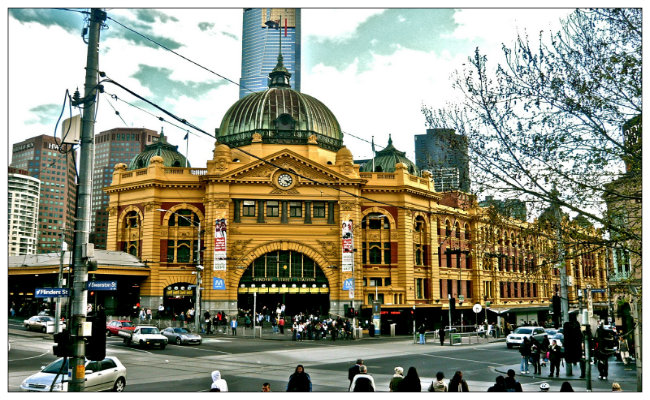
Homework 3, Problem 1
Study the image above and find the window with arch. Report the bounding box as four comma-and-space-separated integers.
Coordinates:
455, 222, 461, 239
445, 220, 451, 237
464, 223, 471, 241
413, 216, 426, 266
168, 209, 199, 227
165, 208, 201, 264
361, 212, 392, 265
121, 210, 141, 258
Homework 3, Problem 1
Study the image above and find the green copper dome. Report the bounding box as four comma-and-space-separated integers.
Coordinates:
128, 130, 190, 170
360, 135, 418, 174
217, 54, 343, 151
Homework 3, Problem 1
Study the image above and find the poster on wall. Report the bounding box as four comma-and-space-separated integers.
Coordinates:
214, 218, 227, 271
342, 219, 354, 272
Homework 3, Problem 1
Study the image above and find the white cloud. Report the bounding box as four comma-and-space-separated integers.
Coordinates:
302, 9, 385, 42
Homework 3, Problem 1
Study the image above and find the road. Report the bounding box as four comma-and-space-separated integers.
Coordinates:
8, 319, 636, 392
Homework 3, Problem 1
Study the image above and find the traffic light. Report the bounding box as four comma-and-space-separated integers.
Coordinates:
86, 309, 106, 361
53, 330, 73, 357
450, 297, 456, 314
348, 307, 355, 318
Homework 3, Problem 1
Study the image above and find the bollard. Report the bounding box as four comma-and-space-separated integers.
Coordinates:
390, 323, 396, 337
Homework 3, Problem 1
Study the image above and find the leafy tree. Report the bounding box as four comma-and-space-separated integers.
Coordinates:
422, 8, 641, 266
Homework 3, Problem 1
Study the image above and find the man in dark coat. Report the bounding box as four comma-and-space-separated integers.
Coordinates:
439, 326, 446, 346
504, 369, 523, 392
487, 376, 506, 392
548, 339, 562, 377
348, 359, 363, 388
286, 365, 312, 392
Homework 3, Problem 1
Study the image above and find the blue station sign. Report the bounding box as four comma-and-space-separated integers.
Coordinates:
213, 278, 226, 290
86, 281, 118, 291
590, 288, 606, 293
35, 288, 70, 298
342, 278, 355, 291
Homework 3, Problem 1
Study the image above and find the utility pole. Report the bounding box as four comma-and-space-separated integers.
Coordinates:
55, 223, 67, 334
68, 8, 105, 392
195, 219, 202, 334
552, 191, 572, 376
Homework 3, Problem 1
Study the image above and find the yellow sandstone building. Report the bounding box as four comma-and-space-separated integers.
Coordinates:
104, 55, 609, 332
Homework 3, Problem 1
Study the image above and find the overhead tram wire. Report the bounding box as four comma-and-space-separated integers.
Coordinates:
99, 77, 450, 218
105, 15, 257, 97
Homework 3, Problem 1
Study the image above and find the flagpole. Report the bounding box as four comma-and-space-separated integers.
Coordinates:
185, 131, 189, 168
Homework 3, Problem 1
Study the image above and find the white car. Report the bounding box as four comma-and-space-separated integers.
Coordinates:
20, 356, 127, 392
23, 316, 66, 333
506, 326, 548, 348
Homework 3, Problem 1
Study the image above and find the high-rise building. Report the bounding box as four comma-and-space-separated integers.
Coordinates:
239, 8, 301, 98
8, 167, 40, 256
10, 135, 77, 253
91, 127, 160, 249
414, 128, 470, 192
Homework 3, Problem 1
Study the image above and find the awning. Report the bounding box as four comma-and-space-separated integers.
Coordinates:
488, 308, 510, 314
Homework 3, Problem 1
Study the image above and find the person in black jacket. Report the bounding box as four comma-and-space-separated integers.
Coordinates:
396, 367, 421, 392
448, 370, 469, 392
286, 365, 312, 392
487, 376, 506, 392
530, 337, 541, 374
548, 340, 562, 377
348, 359, 363, 388
519, 337, 531, 374
504, 369, 523, 392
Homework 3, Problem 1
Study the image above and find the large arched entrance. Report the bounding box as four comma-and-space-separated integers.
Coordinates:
237, 250, 330, 316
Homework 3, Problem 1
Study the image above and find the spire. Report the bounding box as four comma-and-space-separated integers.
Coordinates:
268, 14, 291, 89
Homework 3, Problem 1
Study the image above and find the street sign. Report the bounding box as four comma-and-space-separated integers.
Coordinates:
342, 278, 354, 291
35, 288, 70, 298
590, 288, 606, 293
86, 281, 117, 291
473, 304, 482, 313
213, 278, 225, 290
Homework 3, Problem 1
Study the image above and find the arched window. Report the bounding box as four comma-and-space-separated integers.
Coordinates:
122, 210, 141, 258
445, 220, 451, 237
464, 223, 471, 241
124, 211, 139, 228
455, 222, 461, 239
414, 216, 426, 266
168, 209, 199, 227
361, 212, 392, 265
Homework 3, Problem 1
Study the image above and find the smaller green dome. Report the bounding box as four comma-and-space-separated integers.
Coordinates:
128, 129, 190, 170
360, 135, 418, 174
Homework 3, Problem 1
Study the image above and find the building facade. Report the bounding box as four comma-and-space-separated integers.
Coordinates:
91, 127, 160, 249
10, 135, 77, 253
414, 128, 470, 192
8, 167, 40, 256
239, 8, 301, 98
103, 56, 608, 333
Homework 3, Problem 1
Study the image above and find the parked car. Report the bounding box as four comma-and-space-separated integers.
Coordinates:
106, 320, 135, 336
545, 328, 564, 347
20, 356, 126, 392
23, 316, 65, 333
161, 327, 202, 345
506, 326, 548, 348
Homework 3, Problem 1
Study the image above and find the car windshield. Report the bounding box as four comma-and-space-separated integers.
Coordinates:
121, 322, 133, 327
42, 359, 69, 374
39, 317, 53, 322
174, 328, 189, 333
140, 327, 159, 334
514, 328, 533, 334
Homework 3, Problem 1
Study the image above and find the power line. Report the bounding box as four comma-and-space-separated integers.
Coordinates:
105, 15, 257, 96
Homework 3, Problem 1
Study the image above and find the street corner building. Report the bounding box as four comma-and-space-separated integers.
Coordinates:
99, 55, 611, 331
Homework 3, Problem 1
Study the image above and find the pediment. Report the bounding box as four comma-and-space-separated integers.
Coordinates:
219, 149, 353, 183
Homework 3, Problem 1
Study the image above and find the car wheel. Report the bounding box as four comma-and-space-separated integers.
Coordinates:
160, 344, 166, 350
507, 343, 513, 349
107, 330, 112, 337
139, 340, 145, 348
42, 326, 47, 333
24, 324, 29, 330
176, 337, 182, 345
113, 377, 126, 392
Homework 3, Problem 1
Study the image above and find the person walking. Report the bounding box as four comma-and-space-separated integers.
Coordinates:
389, 367, 404, 392
530, 337, 541, 374
618, 336, 630, 365
418, 323, 427, 344
519, 337, 531, 374
439, 326, 446, 346
487, 376, 506, 392
397, 366, 421, 392
178, 310, 185, 327
230, 317, 238, 336
349, 365, 375, 392
286, 365, 312, 392
540, 335, 551, 366
548, 339, 562, 378
448, 370, 469, 392
560, 381, 574, 392
210, 370, 228, 392
348, 359, 363, 388
204, 310, 212, 335
504, 369, 523, 392
278, 316, 285, 334
428, 371, 447, 392
595, 342, 610, 380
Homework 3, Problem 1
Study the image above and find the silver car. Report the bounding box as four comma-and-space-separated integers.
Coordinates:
20, 356, 127, 392
161, 327, 202, 345
23, 316, 65, 333
506, 326, 548, 348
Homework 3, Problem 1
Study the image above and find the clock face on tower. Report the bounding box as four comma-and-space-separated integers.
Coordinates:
277, 173, 293, 188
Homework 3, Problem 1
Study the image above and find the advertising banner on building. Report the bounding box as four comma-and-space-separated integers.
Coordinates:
214, 218, 227, 271
342, 219, 354, 272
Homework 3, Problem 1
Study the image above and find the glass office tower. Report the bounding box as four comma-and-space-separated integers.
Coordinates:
240, 8, 301, 98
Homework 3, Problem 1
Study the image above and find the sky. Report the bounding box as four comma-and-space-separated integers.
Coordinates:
4, 4, 601, 171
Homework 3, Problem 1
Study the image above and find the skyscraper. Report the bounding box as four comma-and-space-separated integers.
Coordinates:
8, 167, 40, 256
10, 135, 77, 253
239, 8, 301, 98
91, 127, 160, 249
414, 128, 470, 192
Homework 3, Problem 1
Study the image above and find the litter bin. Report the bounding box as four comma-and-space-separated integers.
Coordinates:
354, 327, 363, 339
390, 323, 396, 337
452, 334, 462, 345
254, 326, 262, 338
